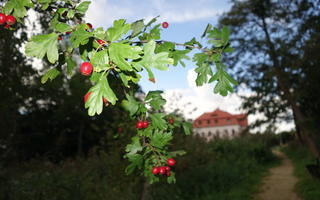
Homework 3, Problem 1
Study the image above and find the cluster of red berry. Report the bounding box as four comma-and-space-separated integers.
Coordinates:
136, 120, 149, 129
152, 158, 175, 177
0, 13, 16, 29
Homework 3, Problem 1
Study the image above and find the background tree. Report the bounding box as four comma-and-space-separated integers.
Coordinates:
219, 0, 320, 157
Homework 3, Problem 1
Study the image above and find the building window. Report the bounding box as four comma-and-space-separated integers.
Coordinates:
201, 132, 204, 137
226, 118, 231, 122
208, 132, 212, 136
232, 129, 235, 135
215, 119, 218, 124
198, 121, 202, 125
207, 120, 210, 124
224, 129, 228, 134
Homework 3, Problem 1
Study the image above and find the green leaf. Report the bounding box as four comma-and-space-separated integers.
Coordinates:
155, 42, 175, 53
3, 0, 33, 18
55, 23, 72, 33
201, 23, 213, 38
171, 50, 190, 66
182, 122, 192, 135
85, 75, 118, 116
119, 72, 129, 87
90, 49, 109, 70
145, 91, 166, 110
75, 1, 91, 15
150, 113, 167, 130
89, 72, 102, 84
134, 40, 173, 81
184, 37, 203, 48
66, 56, 76, 75
125, 136, 143, 155
145, 16, 159, 28
67, 10, 75, 19
70, 28, 93, 48
167, 171, 176, 184
93, 27, 106, 40
209, 64, 238, 96
194, 63, 212, 86
106, 19, 131, 42
41, 68, 60, 84
121, 95, 139, 116
148, 24, 161, 40
125, 154, 143, 175
150, 131, 172, 148
57, 8, 68, 16
109, 43, 142, 71
221, 26, 230, 43
193, 53, 207, 66
131, 19, 144, 38
25, 33, 59, 64
224, 47, 234, 53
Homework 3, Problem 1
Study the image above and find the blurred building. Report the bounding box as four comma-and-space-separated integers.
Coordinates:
193, 108, 248, 141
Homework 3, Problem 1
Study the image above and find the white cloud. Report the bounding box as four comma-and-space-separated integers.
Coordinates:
85, 0, 227, 28
163, 68, 295, 133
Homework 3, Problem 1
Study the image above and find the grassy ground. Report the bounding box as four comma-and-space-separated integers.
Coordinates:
150, 137, 280, 200
282, 143, 320, 200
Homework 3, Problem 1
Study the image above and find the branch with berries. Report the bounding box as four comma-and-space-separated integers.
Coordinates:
0, 0, 237, 183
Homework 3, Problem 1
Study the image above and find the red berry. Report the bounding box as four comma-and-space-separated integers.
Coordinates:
4, 24, 10, 29
97, 39, 106, 45
0, 13, 6, 25
152, 167, 159, 175
168, 118, 174, 125
117, 127, 123, 133
165, 166, 170, 171
6, 15, 16, 25
159, 166, 166, 175
103, 97, 109, 106
66, 31, 72, 35
58, 35, 62, 40
84, 92, 92, 104
162, 22, 169, 28
86, 23, 93, 29
80, 62, 93, 76
167, 158, 176, 166
166, 171, 171, 177
136, 121, 143, 129
142, 120, 149, 129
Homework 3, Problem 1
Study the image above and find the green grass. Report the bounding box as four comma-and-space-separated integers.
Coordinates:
150, 136, 280, 200
282, 143, 320, 200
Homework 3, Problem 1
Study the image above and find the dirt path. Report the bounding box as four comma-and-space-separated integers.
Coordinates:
254, 149, 302, 200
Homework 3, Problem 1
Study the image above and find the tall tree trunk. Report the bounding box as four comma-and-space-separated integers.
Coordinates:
293, 112, 304, 144
260, 14, 320, 158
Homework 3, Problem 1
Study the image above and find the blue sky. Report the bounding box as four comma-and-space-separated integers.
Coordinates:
86, 0, 231, 92
84, 0, 294, 132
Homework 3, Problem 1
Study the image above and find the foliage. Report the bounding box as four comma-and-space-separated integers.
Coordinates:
0, 0, 238, 181
282, 142, 320, 200
150, 135, 279, 200
218, 0, 320, 133
0, 134, 279, 199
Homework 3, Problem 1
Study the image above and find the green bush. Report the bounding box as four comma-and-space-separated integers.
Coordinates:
0, 134, 278, 200
150, 136, 278, 200
282, 142, 320, 200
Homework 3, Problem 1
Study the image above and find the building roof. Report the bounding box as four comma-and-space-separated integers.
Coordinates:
193, 108, 248, 128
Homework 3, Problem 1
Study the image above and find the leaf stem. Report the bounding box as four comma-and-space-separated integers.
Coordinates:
146, 143, 162, 166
